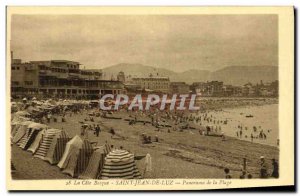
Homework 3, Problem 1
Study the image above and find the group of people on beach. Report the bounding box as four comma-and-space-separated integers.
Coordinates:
224, 156, 279, 179
80, 124, 101, 138
236, 125, 271, 143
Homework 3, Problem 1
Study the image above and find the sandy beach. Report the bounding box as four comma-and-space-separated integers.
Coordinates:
11, 99, 279, 179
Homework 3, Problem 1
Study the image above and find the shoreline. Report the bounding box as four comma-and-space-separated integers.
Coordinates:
197, 97, 278, 112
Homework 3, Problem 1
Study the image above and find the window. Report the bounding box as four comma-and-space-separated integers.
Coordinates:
25, 81, 33, 85
16, 67, 20, 70
12, 81, 19, 85
12, 67, 15, 70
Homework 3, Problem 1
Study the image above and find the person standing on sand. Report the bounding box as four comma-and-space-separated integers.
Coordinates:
224, 168, 232, 179
84, 127, 89, 139
259, 156, 268, 178
81, 125, 85, 136
110, 127, 115, 138
47, 112, 51, 123
271, 159, 279, 178
95, 125, 100, 137
239, 170, 247, 179
240, 130, 243, 138
221, 132, 225, 141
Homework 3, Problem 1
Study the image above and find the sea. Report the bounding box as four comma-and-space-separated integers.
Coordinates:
199, 104, 279, 147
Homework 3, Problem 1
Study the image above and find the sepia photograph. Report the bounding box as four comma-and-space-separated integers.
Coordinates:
6, 6, 294, 191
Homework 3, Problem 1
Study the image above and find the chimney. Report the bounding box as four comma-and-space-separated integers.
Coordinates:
11, 51, 13, 64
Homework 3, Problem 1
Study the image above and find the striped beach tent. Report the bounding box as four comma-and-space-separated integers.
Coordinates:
11, 116, 30, 132
17, 123, 48, 150
100, 149, 142, 179
79, 144, 111, 179
11, 120, 23, 137
34, 129, 70, 164
27, 129, 45, 154
44, 130, 70, 164
57, 135, 93, 177
12, 121, 34, 143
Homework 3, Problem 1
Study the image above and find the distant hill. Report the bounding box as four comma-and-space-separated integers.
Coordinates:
172, 69, 210, 84
102, 63, 176, 79
210, 66, 278, 86
102, 63, 278, 85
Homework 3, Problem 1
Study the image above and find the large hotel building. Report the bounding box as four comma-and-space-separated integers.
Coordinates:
11, 58, 125, 99
131, 76, 170, 93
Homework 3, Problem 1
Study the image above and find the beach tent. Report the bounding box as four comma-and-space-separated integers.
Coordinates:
15, 110, 31, 117
11, 102, 19, 113
17, 123, 48, 150
11, 114, 30, 125
57, 135, 93, 177
78, 144, 111, 179
12, 121, 34, 143
99, 149, 142, 179
11, 120, 23, 137
27, 129, 45, 154
44, 129, 70, 164
33, 129, 70, 164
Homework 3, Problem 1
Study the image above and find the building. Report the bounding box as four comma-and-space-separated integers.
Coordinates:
131, 75, 170, 93
170, 82, 190, 94
11, 59, 125, 99
269, 80, 279, 97
117, 71, 126, 83
222, 85, 234, 96
191, 81, 223, 96
124, 83, 143, 95
206, 81, 223, 96
254, 80, 279, 97
232, 86, 243, 97
191, 82, 208, 95
242, 83, 256, 96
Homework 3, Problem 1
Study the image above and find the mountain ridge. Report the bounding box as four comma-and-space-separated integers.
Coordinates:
102, 63, 278, 85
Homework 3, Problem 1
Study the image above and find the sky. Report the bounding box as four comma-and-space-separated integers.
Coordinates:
11, 14, 278, 72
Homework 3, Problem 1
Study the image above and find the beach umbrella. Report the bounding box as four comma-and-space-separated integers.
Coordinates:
100, 149, 142, 179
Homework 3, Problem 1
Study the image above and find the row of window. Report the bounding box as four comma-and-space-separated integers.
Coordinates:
136, 82, 169, 85
12, 65, 102, 77
11, 81, 33, 86
66, 64, 78, 69
133, 78, 169, 81
12, 66, 20, 70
